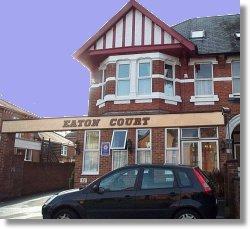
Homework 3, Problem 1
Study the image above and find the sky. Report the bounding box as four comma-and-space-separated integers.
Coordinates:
0, 0, 240, 117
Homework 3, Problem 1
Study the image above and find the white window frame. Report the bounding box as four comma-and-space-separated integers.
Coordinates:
164, 62, 176, 97
136, 128, 152, 164
112, 150, 128, 170
191, 30, 205, 39
181, 128, 199, 139
61, 145, 68, 156
101, 69, 105, 100
231, 60, 240, 95
137, 59, 152, 96
200, 127, 218, 139
15, 133, 22, 139
194, 62, 214, 97
200, 140, 220, 171
24, 149, 32, 162
116, 60, 131, 97
165, 128, 180, 164
110, 130, 128, 150
181, 140, 201, 168
82, 130, 100, 175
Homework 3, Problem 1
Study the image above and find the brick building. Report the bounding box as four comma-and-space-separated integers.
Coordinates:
72, 0, 240, 187
0, 99, 77, 200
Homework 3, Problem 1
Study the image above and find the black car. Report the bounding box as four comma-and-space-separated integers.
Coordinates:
42, 164, 217, 219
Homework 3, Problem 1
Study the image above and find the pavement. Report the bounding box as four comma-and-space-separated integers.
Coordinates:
0, 191, 60, 219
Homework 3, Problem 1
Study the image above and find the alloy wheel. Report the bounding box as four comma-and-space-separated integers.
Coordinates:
178, 213, 196, 219
57, 213, 71, 219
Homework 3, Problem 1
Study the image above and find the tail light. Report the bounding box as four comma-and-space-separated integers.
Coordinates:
193, 168, 212, 193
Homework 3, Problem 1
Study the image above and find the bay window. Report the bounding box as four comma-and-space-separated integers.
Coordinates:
138, 61, 152, 95
83, 130, 100, 174
117, 62, 130, 96
164, 64, 175, 96
136, 129, 152, 164
195, 63, 213, 96
165, 129, 179, 164
232, 61, 240, 94
112, 150, 128, 170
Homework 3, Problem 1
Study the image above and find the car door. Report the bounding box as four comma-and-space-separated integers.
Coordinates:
84, 168, 139, 219
135, 166, 180, 219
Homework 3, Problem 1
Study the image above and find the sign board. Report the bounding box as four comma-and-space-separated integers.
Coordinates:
1, 112, 224, 133
101, 142, 110, 156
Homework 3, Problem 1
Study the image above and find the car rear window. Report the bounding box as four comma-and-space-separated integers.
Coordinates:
178, 171, 192, 187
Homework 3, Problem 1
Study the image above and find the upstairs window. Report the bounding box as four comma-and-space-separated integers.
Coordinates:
195, 63, 213, 96
111, 130, 128, 150
232, 61, 240, 94
164, 64, 175, 96
117, 63, 130, 96
138, 61, 152, 95
61, 145, 68, 156
24, 149, 32, 161
191, 30, 205, 39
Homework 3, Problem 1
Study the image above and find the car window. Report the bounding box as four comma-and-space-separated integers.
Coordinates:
178, 171, 192, 187
99, 168, 138, 192
141, 168, 175, 190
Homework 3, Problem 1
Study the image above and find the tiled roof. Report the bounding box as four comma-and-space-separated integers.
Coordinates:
0, 98, 38, 117
172, 14, 240, 54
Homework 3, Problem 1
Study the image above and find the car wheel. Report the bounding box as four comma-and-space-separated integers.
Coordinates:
53, 209, 79, 219
174, 209, 201, 219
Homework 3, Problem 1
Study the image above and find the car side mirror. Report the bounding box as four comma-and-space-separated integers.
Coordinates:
92, 184, 99, 193
98, 187, 105, 194
92, 184, 105, 194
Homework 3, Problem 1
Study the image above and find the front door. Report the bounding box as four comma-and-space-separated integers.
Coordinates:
135, 167, 180, 218
84, 168, 139, 219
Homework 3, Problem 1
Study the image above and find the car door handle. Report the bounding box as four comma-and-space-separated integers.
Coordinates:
169, 192, 177, 197
124, 195, 133, 199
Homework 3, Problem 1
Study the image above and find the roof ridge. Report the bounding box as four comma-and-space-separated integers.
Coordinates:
172, 13, 240, 27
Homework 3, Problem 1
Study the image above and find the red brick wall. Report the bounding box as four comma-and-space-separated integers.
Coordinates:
22, 162, 75, 196
152, 60, 164, 74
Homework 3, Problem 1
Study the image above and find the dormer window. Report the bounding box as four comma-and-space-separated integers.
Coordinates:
234, 32, 240, 39
191, 30, 205, 39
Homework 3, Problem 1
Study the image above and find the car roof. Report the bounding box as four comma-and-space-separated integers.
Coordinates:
121, 164, 195, 170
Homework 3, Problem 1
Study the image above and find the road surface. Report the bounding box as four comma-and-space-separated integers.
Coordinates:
0, 191, 59, 219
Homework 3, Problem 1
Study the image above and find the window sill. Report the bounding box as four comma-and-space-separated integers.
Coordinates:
96, 93, 182, 107
229, 93, 240, 102
229, 93, 240, 99
190, 95, 219, 105
81, 172, 99, 176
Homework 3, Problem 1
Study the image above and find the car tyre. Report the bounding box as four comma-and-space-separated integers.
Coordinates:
174, 209, 201, 219
53, 209, 79, 219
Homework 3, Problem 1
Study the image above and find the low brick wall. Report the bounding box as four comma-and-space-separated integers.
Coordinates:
22, 162, 74, 196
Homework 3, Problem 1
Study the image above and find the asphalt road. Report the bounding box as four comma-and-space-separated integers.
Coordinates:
0, 191, 59, 219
